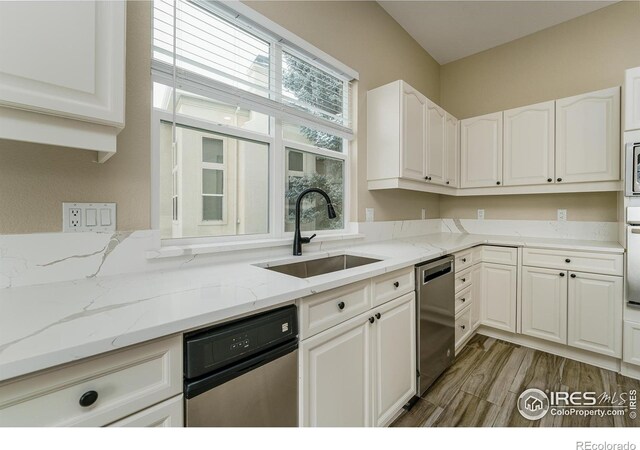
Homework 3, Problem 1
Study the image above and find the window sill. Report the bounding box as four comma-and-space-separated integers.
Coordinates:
145, 232, 366, 259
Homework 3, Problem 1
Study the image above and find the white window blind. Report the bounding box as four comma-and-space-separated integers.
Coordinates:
152, 0, 354, 139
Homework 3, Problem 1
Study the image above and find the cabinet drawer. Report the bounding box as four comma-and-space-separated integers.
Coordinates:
454, 249, 473, 272
482, 246, 517, 266
455, 267, 472, 293
108, 395, 183, 427
372, 267, 414, 308
0, 335, 182, 427
523, 248, 623, 276
455, 306, 472, 350
300, 280, 371, 339
455, 286, 472, 315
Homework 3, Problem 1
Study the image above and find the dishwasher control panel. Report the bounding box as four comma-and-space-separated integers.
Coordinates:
184, 305, 298, 380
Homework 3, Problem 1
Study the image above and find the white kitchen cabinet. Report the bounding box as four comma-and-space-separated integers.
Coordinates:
521, 267, 568, 344
108, 395, 184, 427
426, 100, 446, 185
623, 321, 640, 366
299, 313, 372, 427
445, 113, 459, 187
0, 1, 126, 161
567, 272, 623, 357
481, 262, 517, 332
372, 293, 416, 427
299, 292, 415, 427
0, 336, 182, 427
401, 83, 428, 181
460, 112, 503, 188
625, 66, 640, 132
470, 264, 482, 330
503, 101, 555, 186
555, 87, 620, 183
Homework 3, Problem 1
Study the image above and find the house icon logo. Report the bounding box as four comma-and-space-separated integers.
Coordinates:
517, 388, 550, 420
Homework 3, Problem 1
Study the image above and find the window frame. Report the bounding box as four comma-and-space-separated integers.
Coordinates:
150, 1, 355, 248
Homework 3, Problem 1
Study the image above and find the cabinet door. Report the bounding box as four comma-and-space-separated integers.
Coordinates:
625, 67, 640, 132
0, 1, 125, 125
401, 83, 427, 181
568, 272, 623, 357
470, 264, 482, 330
460, 112, 503, 188
372, 293, 416, 427
521, 267, 567, 344
503, 101, 555, 186
299, 315, 372, 427
481, 263, 516, 332
426, 100, 446, 185
555, 87, 620, 183
445, 113, 459, 187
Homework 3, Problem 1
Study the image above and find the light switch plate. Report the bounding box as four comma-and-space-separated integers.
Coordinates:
63, 202, 116, 232
365, 208, 374, 222
477, 209, 485, 220
557, 209, 567, 222
421, 208, 427, 220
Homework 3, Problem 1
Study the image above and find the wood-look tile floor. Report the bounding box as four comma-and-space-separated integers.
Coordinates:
392, 334, 640, 427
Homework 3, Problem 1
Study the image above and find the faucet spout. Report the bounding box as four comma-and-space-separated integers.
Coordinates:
293, 188, 337, 256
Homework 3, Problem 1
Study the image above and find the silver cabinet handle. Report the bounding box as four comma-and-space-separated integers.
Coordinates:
632, 228, 640, 234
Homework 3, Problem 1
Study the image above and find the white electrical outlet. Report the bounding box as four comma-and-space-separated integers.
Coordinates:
421, 209, 427, 220
557, 209, 567, 221
63, 203, 116, 232
477, 209, 485, 220
365, 208, 374, 223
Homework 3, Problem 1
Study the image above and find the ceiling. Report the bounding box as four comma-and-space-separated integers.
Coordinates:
378, 1, 618, 64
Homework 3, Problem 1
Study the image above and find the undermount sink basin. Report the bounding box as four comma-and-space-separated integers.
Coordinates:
261, 254, 382, 279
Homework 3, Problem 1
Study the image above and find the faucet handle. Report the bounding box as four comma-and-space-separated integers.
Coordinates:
301, 233, 317, 244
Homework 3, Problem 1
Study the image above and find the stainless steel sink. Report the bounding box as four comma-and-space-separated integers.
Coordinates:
262, 254, 382, 279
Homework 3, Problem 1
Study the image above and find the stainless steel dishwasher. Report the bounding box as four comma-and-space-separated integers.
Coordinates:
415, 256, 455, 396
184, 305, 298, 427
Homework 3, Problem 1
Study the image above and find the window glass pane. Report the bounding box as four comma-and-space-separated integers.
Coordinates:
285, 148, 344, 233
153, 83, 270, 134
282, 52, 346, 126
288, 150, 303, 172
203, 138, 224, 164
160, 122, 269, 239
153, 0, 271, 96
283, 122, 343, 152
202, 169, 224, 195
203, 196, 223, 221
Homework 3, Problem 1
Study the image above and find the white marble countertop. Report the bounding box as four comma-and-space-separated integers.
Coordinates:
0, 232, 623, 382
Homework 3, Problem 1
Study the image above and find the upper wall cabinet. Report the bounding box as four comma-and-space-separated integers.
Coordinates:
367, 80, 458, 191
503, 101, 555, 187
555, 87, 620, 184
460, 112, 503, 188
0, 1, 126, 162
426, 100, 446, 185
445, 113, 459, 187
626, 66, 640, 132
401, 84, 428, 181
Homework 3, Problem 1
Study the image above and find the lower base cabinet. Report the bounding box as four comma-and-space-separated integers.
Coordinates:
521, 266, 568, 344
568, 272, 622, 357
481, 263, 517, 332
299, 293, 416, 427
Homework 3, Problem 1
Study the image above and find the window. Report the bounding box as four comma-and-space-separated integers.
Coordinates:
153, 0, 356, 244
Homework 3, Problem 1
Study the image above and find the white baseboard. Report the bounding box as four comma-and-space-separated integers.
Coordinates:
475, 326, 622, 373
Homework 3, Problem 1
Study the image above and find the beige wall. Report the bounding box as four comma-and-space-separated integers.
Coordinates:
0, 1, 152, 234
439, 1, 640, 223
245, 1, 442, 222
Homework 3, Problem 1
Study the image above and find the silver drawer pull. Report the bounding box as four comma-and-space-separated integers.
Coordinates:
632, 228, 640, 234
